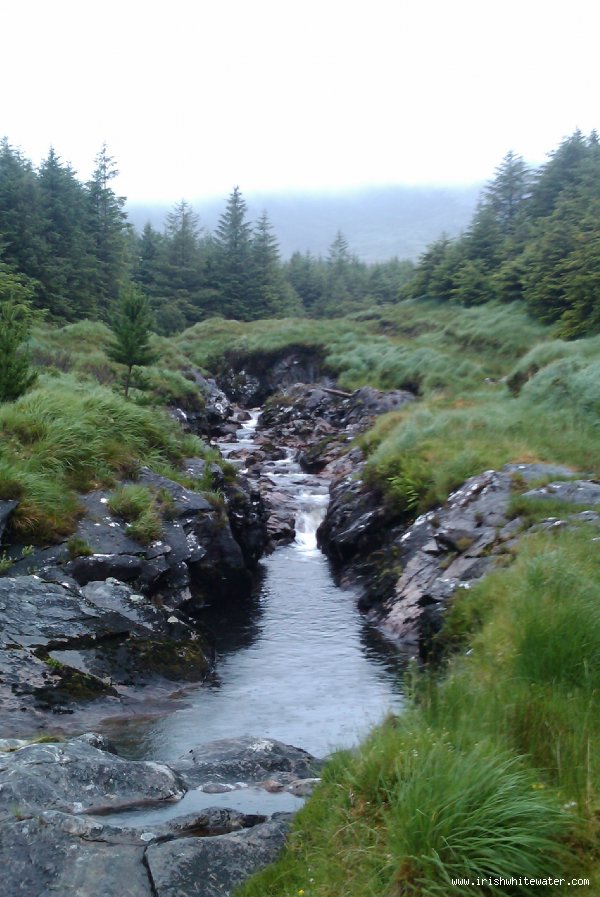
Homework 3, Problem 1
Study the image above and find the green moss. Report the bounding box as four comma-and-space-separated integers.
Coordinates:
126, 638, 210, 680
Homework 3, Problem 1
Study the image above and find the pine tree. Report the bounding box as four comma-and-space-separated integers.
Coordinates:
86, 144, 128, 312
248, 212, 300, 318
0, 139, 46, 297
212, 186, 252, 318
107, 286, 158, 397
284, 251, 326, 311
0, 263, 37, 402
37, 147, 96, 318
133, 222, 165, 296
484, 151, 531, 235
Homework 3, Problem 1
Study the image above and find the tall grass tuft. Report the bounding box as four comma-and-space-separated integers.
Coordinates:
0, 376, 208, 542
238, 716, 569, 897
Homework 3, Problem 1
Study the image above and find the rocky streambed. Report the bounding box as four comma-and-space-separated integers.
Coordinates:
0, 733, 319, 897
4, 361, 600, 895
0, 371, 410, 895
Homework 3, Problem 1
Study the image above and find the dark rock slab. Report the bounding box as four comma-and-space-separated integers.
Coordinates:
0, 815, 151, 897
0, 739, 185, 820
522, 479, 600, 506
146, 815, 291, 897
66, 553, 145, 586
173, 736, 319, 790
376, 464, 588, 656
0, 733, 319, 897
0, 499, 18, 542
136, 468, 213, 517
0, 575, 213, 729
0, 576, 138, 650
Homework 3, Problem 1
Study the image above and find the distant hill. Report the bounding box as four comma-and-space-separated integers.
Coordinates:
127, 184, 481, 262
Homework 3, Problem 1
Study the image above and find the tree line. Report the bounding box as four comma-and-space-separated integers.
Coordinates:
0, 138, 413, 330
403, 130, 600, 337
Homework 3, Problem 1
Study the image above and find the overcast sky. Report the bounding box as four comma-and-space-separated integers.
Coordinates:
2, 0, 598, 203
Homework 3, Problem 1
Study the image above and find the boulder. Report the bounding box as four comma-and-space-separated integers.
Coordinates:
316, 459, 598, 658
0, 735, 319, 897
3, 462, 268, 612
0, 499, 18, 543
0, 575, 212, 733
145, 816, 290, 897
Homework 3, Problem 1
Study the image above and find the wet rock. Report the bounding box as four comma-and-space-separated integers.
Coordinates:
171, 373, 234, 438
286, 777, 321, 797
145, 815, 291, 897
222, 478, 269, 568
316, 458, 596, 658
0, 739, 185, 819
0, 575, 212, 730
186, 511, 252, 602
3, 459, 268, 616
173, 736, 320, 790
0, 814, 150, 897
0, 734, 318, 897
218, 347, 330, 406
0, 499, 18, 542
66, 553, 146, 586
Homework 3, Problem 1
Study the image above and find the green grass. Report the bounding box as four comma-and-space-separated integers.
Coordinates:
107, 484, 169, 544
359, 390, 600, 519
28, 320, 205, 408
239, 721, 570, 897
174, 301, 548, 397
237, 527, 600, 896
0, 375, 207, 543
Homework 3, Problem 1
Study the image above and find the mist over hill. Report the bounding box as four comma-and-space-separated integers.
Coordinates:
127, 184, 481, 262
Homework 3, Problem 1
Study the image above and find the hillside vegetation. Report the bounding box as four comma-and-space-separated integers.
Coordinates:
185, 302, 600, 895
3, 129, 600, 894
0, 297, 599, 893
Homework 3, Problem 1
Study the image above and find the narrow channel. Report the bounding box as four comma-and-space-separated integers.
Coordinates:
107, 413, 405, 761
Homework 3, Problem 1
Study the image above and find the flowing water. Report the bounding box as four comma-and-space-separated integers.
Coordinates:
105, 413, 405, 763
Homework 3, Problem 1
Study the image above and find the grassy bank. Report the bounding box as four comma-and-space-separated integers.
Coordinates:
237, 527, 600, 895
0, 375, 210, 543
359, 389, 600, 519
217, 301, 600, 895
173, 301, 547, 394
6, 298, 600, 892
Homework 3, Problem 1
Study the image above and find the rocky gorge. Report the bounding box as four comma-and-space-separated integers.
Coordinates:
2, 354, 600, 895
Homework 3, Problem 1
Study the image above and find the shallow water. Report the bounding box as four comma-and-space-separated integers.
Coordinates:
105, 413, 405, 761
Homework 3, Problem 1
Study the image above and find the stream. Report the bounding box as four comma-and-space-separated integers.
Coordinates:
104, 413, 405, 764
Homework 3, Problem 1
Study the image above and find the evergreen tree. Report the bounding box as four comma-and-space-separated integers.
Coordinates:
528, 130, 590, 219
249, 212, 300, 318
107, 286, 158, 397
133, 222, 165, 296
86, 144, 128, 311
403, 236, 453, 300
284, 251, 326, 311
322, 231, 369, 313
0, 139, 46, 296
37, 147, 96, 318
0, 263, 37, 402
212, 186, 252, 318
366, 258, 415, 304
484, 150, 531, 235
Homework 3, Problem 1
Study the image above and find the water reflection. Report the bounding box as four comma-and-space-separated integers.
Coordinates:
104, 416, 406, 761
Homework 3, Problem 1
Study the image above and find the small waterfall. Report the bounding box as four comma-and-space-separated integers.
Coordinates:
294, 492, 329, 552
105, 403, 404, 761
235, 409, 260, 445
